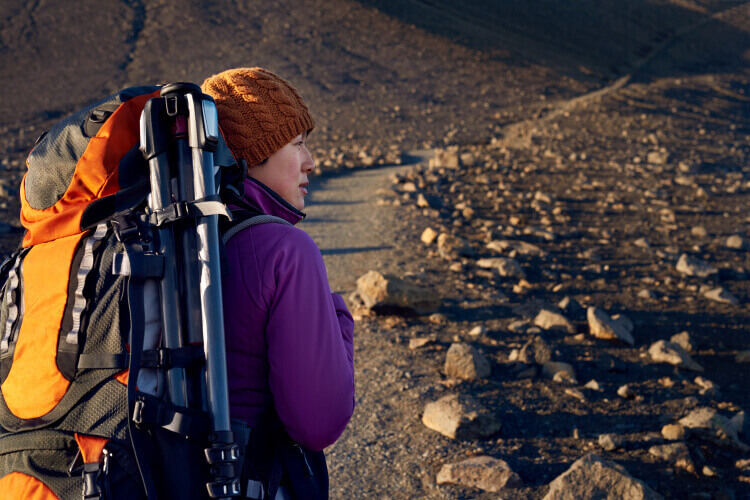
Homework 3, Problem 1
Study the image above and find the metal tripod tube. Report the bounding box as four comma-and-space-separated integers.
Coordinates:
185, 93, 232, 434
140, 100, 187, 407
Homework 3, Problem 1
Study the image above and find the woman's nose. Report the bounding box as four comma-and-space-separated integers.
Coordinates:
302, 149, 315, 172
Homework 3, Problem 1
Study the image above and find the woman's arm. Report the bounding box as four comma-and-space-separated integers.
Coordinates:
264, 229, 355, 451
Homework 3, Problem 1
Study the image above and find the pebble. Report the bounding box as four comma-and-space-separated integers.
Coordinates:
726, 234, 747, 250
583, 380, 602, 391
703, 286, 739, 305
437, 233, 474, 259
476, 257, 525, 279
675, 254, 718, 278
617, 384, 635, 399
421, 227, 439, 245
518, 336, 552, 365
598, 433, 624, 451
669, 331, 695, 353
468, 325, 486, 337
649, 442, 695, 473
409, 337, 432, 350
690, 226, 708, 237
661, 424, 688, 441
648, 340, 704, 372
542, 361, 577, 384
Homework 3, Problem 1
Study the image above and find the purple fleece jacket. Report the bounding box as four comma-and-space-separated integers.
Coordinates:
222, 178, 355, 451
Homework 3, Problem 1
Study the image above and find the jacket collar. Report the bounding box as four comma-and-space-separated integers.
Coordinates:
241, 177, 306, 226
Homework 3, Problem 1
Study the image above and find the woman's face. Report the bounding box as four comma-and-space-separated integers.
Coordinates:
247, 132, 315, 210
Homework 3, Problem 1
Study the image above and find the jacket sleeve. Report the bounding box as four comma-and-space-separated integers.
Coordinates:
264, 228, 355, 451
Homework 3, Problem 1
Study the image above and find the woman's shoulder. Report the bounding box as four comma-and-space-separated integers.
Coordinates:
229, 220, 320, 262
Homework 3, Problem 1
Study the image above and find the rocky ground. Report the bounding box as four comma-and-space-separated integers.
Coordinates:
1, 0, 749, 498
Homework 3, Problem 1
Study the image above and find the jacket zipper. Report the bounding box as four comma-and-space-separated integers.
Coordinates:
293, 443, 313, 477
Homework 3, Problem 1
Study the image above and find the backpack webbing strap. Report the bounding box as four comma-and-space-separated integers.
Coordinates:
149, 195, 230, 227
140, 345, 204, 369
221, 214, 292, 245
132, 395, 209, 438
123, 244, 159, 499
77, 353, 129, 370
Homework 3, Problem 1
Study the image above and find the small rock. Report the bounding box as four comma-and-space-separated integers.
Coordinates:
433, 148, 460, 169
726, 234, 747, 250
638, 289, 657, 300
487, 239, 547, 257
617, 384, 635, 399
444, 343, 491, 380
558, 296, 583, 315
701, 465, 719, 477
670, 331, 695, 353
355, 270, 441, 314
598, 433, 625, 451
429, 313, 447, 325
691, 226, 708, 238
542, 361, 577, 384
468, 325, 486, 337
507, 320, 530, 333
730, 411, 747, 437
587, 307, 635, 346
533, 309, 575, 334
448, 262, 464, 273
676, 254, 718, 278
694, 376, 720, 397
518, 336, 553, 365
409, 337, 432, 350
647, 150, 670, 165
565, 388, 587, 402
648, 340, 704, 372
634, 237, 651, 248
421, 227, 439, 245
703, 286, 739, 305
422, 394, 502, 439
583, 380, 602, 391
678, 407, 749, 451
649, 443, 695, 473
436, 456, 522, 492
437, 233, 474, 259
543, 453, 663, 500
661, 424, 689, 441
476, 257, 525, 279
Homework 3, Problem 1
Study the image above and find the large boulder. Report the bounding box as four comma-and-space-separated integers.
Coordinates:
678, 407, 749, 451
355, 270, 440, 314
543, 453, 663, 500
422, 394, 501, 440
437, 456, 522, 492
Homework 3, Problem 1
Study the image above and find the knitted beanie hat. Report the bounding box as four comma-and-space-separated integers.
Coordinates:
201, 68, 315, 167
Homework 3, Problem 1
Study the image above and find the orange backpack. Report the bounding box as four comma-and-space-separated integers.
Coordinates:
0, 84, 246, 499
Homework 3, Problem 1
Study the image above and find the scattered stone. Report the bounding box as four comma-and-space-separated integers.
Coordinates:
648, 443, 695, 473
661, 424, 689, 441
437, 233, 474, 259
436, 456, 522, 492
678, 407, 749, 451
694, 376, 720, 397
422, 394, 502, 439
634, 237, 651, 248
355, 270, 441, 314
676, 254, 718, 278
598, 433, 625, 451
648, 340, 704, 372
518, 336, 552, 365
445, 343, 491, 380
558, 296, 583, 315
476, 257, 525, 279
583, 380, 602, 391
468, 325, 486, 337
736, 458, 750, 470
533, 309, 576, 334
448, 262, 464, 272
429, 313, 447, 324
587, 307, 635, 346
647, 150, 670, 165
564, 388, 587, 402
487, 239, 547, 257
690, 226, 708, 238
432, 148, 460, 169
703, 286, 739, 305
617, 384, 635, 399
638, 289, 657, 300
670, 331, 695, 353
726, 234, 747, 250
421, 227, 439, 245
542, 361, 577, 384
416, 193, 442, 209
409, 337, 432, 350
543, 453, 663, 500
701, 465, 719, 477
508, 319, 530, 333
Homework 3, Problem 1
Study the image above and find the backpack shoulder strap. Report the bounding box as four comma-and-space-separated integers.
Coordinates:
221, 212, 292, 246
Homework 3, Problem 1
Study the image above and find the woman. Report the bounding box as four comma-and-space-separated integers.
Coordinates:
201, 68, 355, 499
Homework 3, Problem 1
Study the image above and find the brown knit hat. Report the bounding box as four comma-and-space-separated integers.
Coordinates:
201, 68, 315, 167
